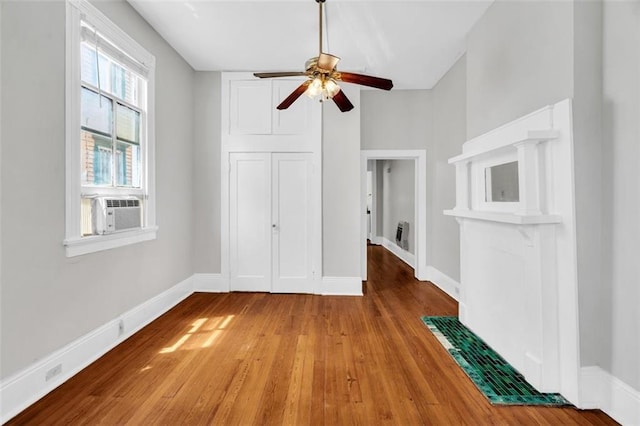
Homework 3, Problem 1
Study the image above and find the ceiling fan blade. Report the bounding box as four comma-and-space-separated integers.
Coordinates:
317, 53, 340, 71
276, 81, 310, 110
339, 72, 394, 91
254, 72, 307, 79
332, 90, 354, 112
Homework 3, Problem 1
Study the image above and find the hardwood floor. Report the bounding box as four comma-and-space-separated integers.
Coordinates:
9, 245, 616, 425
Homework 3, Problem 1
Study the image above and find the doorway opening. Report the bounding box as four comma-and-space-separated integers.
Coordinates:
360, 150, 427, 281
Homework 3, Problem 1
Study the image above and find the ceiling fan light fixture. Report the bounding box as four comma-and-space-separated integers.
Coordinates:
305, 75, 341, 101
325, 78, 341, 98
305, 76, 324, 98
254, 0, 392, 112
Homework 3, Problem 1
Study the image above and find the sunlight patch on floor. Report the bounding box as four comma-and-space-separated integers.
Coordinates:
159, 315, 235, 353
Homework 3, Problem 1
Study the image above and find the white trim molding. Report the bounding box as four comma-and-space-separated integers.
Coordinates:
0, 276, 194, 424
424, 266, 460, 302
381, 237, 415, 269
580, 366, 640, 425
64, 226, 158, 257
369, 236, 383, 246
192, 273, 228, 293
320, 277, 363, 296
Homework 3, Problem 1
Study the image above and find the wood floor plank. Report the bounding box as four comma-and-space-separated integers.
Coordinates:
7, 245, 618, 425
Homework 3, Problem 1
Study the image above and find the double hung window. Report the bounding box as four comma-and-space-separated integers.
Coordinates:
65, 0, 156, 256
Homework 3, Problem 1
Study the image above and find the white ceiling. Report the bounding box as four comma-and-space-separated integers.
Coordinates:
127, 0, 493, 90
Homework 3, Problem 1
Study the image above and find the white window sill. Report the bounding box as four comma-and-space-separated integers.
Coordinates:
64, 226, 158, 257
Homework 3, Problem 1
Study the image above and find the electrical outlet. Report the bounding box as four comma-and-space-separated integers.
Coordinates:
45, 364, 62, 381
118, 319, 125, 336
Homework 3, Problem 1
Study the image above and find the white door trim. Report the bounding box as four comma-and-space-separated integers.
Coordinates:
360, 150, 428, 281
367, 161, 378, 242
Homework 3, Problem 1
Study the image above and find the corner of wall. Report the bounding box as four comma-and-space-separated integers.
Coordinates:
425, 266, 460, 302
320, 277, 363, 296
580, 366, 640, 425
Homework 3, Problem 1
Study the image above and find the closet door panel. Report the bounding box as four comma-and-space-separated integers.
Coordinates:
229, 153, 271, 292
271, 153, 314, 294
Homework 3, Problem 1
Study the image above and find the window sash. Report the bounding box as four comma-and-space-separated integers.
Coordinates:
80, 25, 149, 78
80, 83, 143, 189
66, 0, 157, 255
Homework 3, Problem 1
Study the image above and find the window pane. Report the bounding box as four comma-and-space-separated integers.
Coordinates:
112, 62, 126, 100
116, 104, 140, 143
116, 141, 141, 187
81, 87, 112, 135
111, 63, 139, 105
81, 44, 110, 91
81, 130, 113, 186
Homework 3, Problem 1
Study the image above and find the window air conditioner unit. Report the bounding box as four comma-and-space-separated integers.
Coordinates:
92, 197, 142, 235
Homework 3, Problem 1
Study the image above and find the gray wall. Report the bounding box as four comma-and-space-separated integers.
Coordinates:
572, 0, 605, 371
193, 72, 222, 273
361, 90, 432, 150
602, 0, 640, 390
465, 0, 574, 138
431, 56, 466, 281
381, 160, 415, 254
322, 86, 361, 277
0, 0, 195, 378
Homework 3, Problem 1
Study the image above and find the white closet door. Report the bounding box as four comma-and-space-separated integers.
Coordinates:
271, 153, 314, 294
229, 153, 271, 292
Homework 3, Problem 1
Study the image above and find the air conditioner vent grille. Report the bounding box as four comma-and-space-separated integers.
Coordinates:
106, 199, 140, 208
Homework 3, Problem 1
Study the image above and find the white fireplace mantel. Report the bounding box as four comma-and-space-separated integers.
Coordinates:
446, 99, 581, 405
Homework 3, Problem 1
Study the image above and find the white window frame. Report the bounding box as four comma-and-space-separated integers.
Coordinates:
64, 0, 157, 257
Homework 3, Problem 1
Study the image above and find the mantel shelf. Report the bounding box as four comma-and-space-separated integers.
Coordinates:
448, 130, 559, 164
443, 209, 562, 225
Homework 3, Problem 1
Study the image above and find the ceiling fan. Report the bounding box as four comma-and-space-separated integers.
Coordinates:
253, 0, 393, 112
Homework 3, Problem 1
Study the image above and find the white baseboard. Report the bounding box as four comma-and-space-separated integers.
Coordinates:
381, 237, 415, 268
0, 276, 194, 424
425, 266, 460, 302
320, 277, 363, 296
192, 273, 227, 293
369, 236, 383, 246
580, 366, 640, 425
